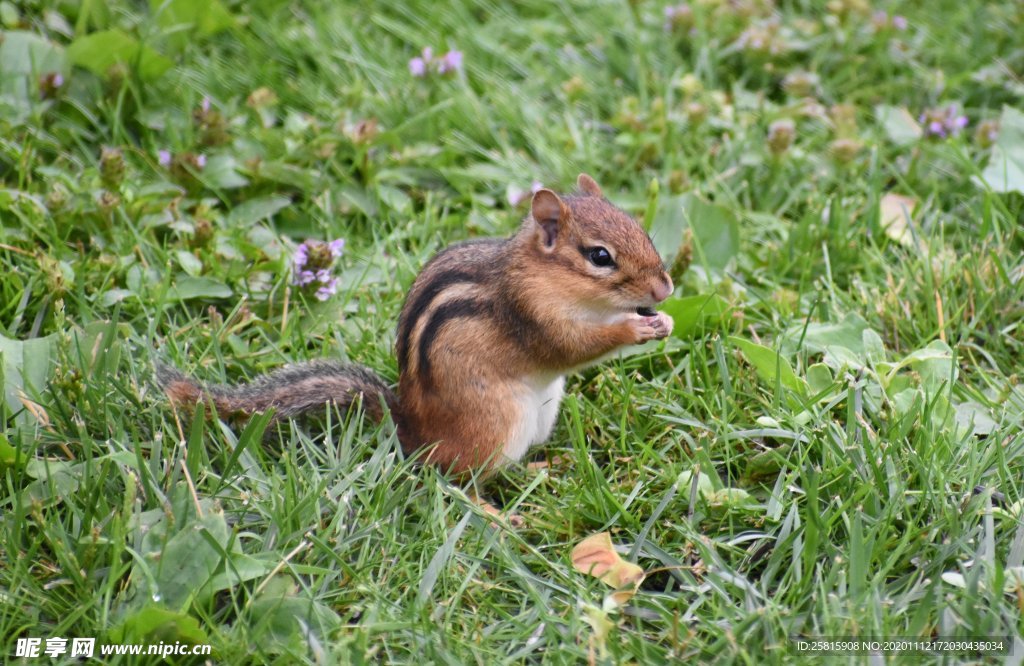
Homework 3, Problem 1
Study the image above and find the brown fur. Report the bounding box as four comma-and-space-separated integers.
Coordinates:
158, 174, 673, 476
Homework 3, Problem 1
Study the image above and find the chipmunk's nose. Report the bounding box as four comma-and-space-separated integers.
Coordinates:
651, 273, 673, 302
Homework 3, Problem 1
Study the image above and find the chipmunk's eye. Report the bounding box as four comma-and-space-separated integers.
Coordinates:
587, 246, 615, 268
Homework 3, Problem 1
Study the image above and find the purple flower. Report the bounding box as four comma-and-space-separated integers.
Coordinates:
531, 180, 543, 193
409, 57, 427, 77
410, 46, 462, 77
873, 11, 908, 31
293, 243, 309, 269
291, 238, 346, 298
315, 278, 339, 301
437, 50, 463, 74
39, 72, 64, 99
201, 96, 211, 113
195, 154, 207, 169
157, 150, 172, 167
921, 105, 969, 139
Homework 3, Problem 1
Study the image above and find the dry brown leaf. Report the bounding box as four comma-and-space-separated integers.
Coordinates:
18, 391, 51, 428
571, 532, 645, 602
879, 193, 918, 247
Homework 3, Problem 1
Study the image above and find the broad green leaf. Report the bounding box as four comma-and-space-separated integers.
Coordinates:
954, 400, 998, 436
199, 154, 249, 189
660, 293, 733, 338
21, 461, 81, 504
782, 312, 871, 357
109, 604, 209, 644
862, 329, 887, 365
99, 288, 135, 307
927, 393, 955, 430
169, 275, 233, 300
378, 184, 413, 215
743, 445, 788, 481
729, 336, 807, 396
978, 105, 1024, 194
67, 29, 173, 81
0, 332, 57, 423
678, 469, 715, 504
890, 388, 921, 420
254, 160, 318, 190
0, 31, 66, 118
248, 579, 342, 655
175, 250, 203, 277
226, 196, 291, 227
0, 3, 18, 27
0, 433, 16, 466
202, 553, 277, 596
0, 30, 66, 76
875, 104, 922, 146
903, 340, 956, 393
805, 363, 834, 396
649, 193, 740, 272
75, 0, 111, 33
150, 0, 236, 54
151, 508, 230, 610
706, 487, 753, 506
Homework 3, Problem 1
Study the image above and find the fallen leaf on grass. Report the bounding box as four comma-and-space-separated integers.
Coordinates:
879, 193, 917, 247
572, 532, 645, 603
18, 392, 51, 427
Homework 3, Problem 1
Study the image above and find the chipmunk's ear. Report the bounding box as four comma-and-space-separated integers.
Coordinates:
531, 189, 569, 251
577, 173, 603, 198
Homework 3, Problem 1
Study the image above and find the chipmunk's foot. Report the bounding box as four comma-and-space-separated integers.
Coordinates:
469, 490, 525, 528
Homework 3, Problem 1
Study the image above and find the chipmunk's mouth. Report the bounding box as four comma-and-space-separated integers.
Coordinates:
635, 306, 657, 317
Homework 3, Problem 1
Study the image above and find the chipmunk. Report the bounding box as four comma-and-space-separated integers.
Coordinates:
158, 174, 674, 476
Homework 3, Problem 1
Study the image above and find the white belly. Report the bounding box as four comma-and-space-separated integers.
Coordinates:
502, 374, 566, 463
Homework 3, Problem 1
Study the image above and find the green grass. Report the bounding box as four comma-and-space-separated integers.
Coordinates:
2, 0, 1024, 663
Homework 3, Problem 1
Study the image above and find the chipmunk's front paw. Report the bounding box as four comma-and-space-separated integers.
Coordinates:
651, 311, 673, 339
629, 312, 674, 343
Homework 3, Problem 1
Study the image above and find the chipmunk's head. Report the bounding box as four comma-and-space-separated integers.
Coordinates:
528, 174, 673, 318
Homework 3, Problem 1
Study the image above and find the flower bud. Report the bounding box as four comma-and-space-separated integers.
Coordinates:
782, 70, 818, 98
97, 190, 121, 213
829, 138, 862, 163
192, 217, 214, 247
100, 147, 126, 189
767, 119, 796, 155
829, 104, 858, 136
45, 185, 69, 212
685, 102, 708, 125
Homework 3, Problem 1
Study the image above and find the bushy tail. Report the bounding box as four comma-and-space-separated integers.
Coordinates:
155, 360, 398, 423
